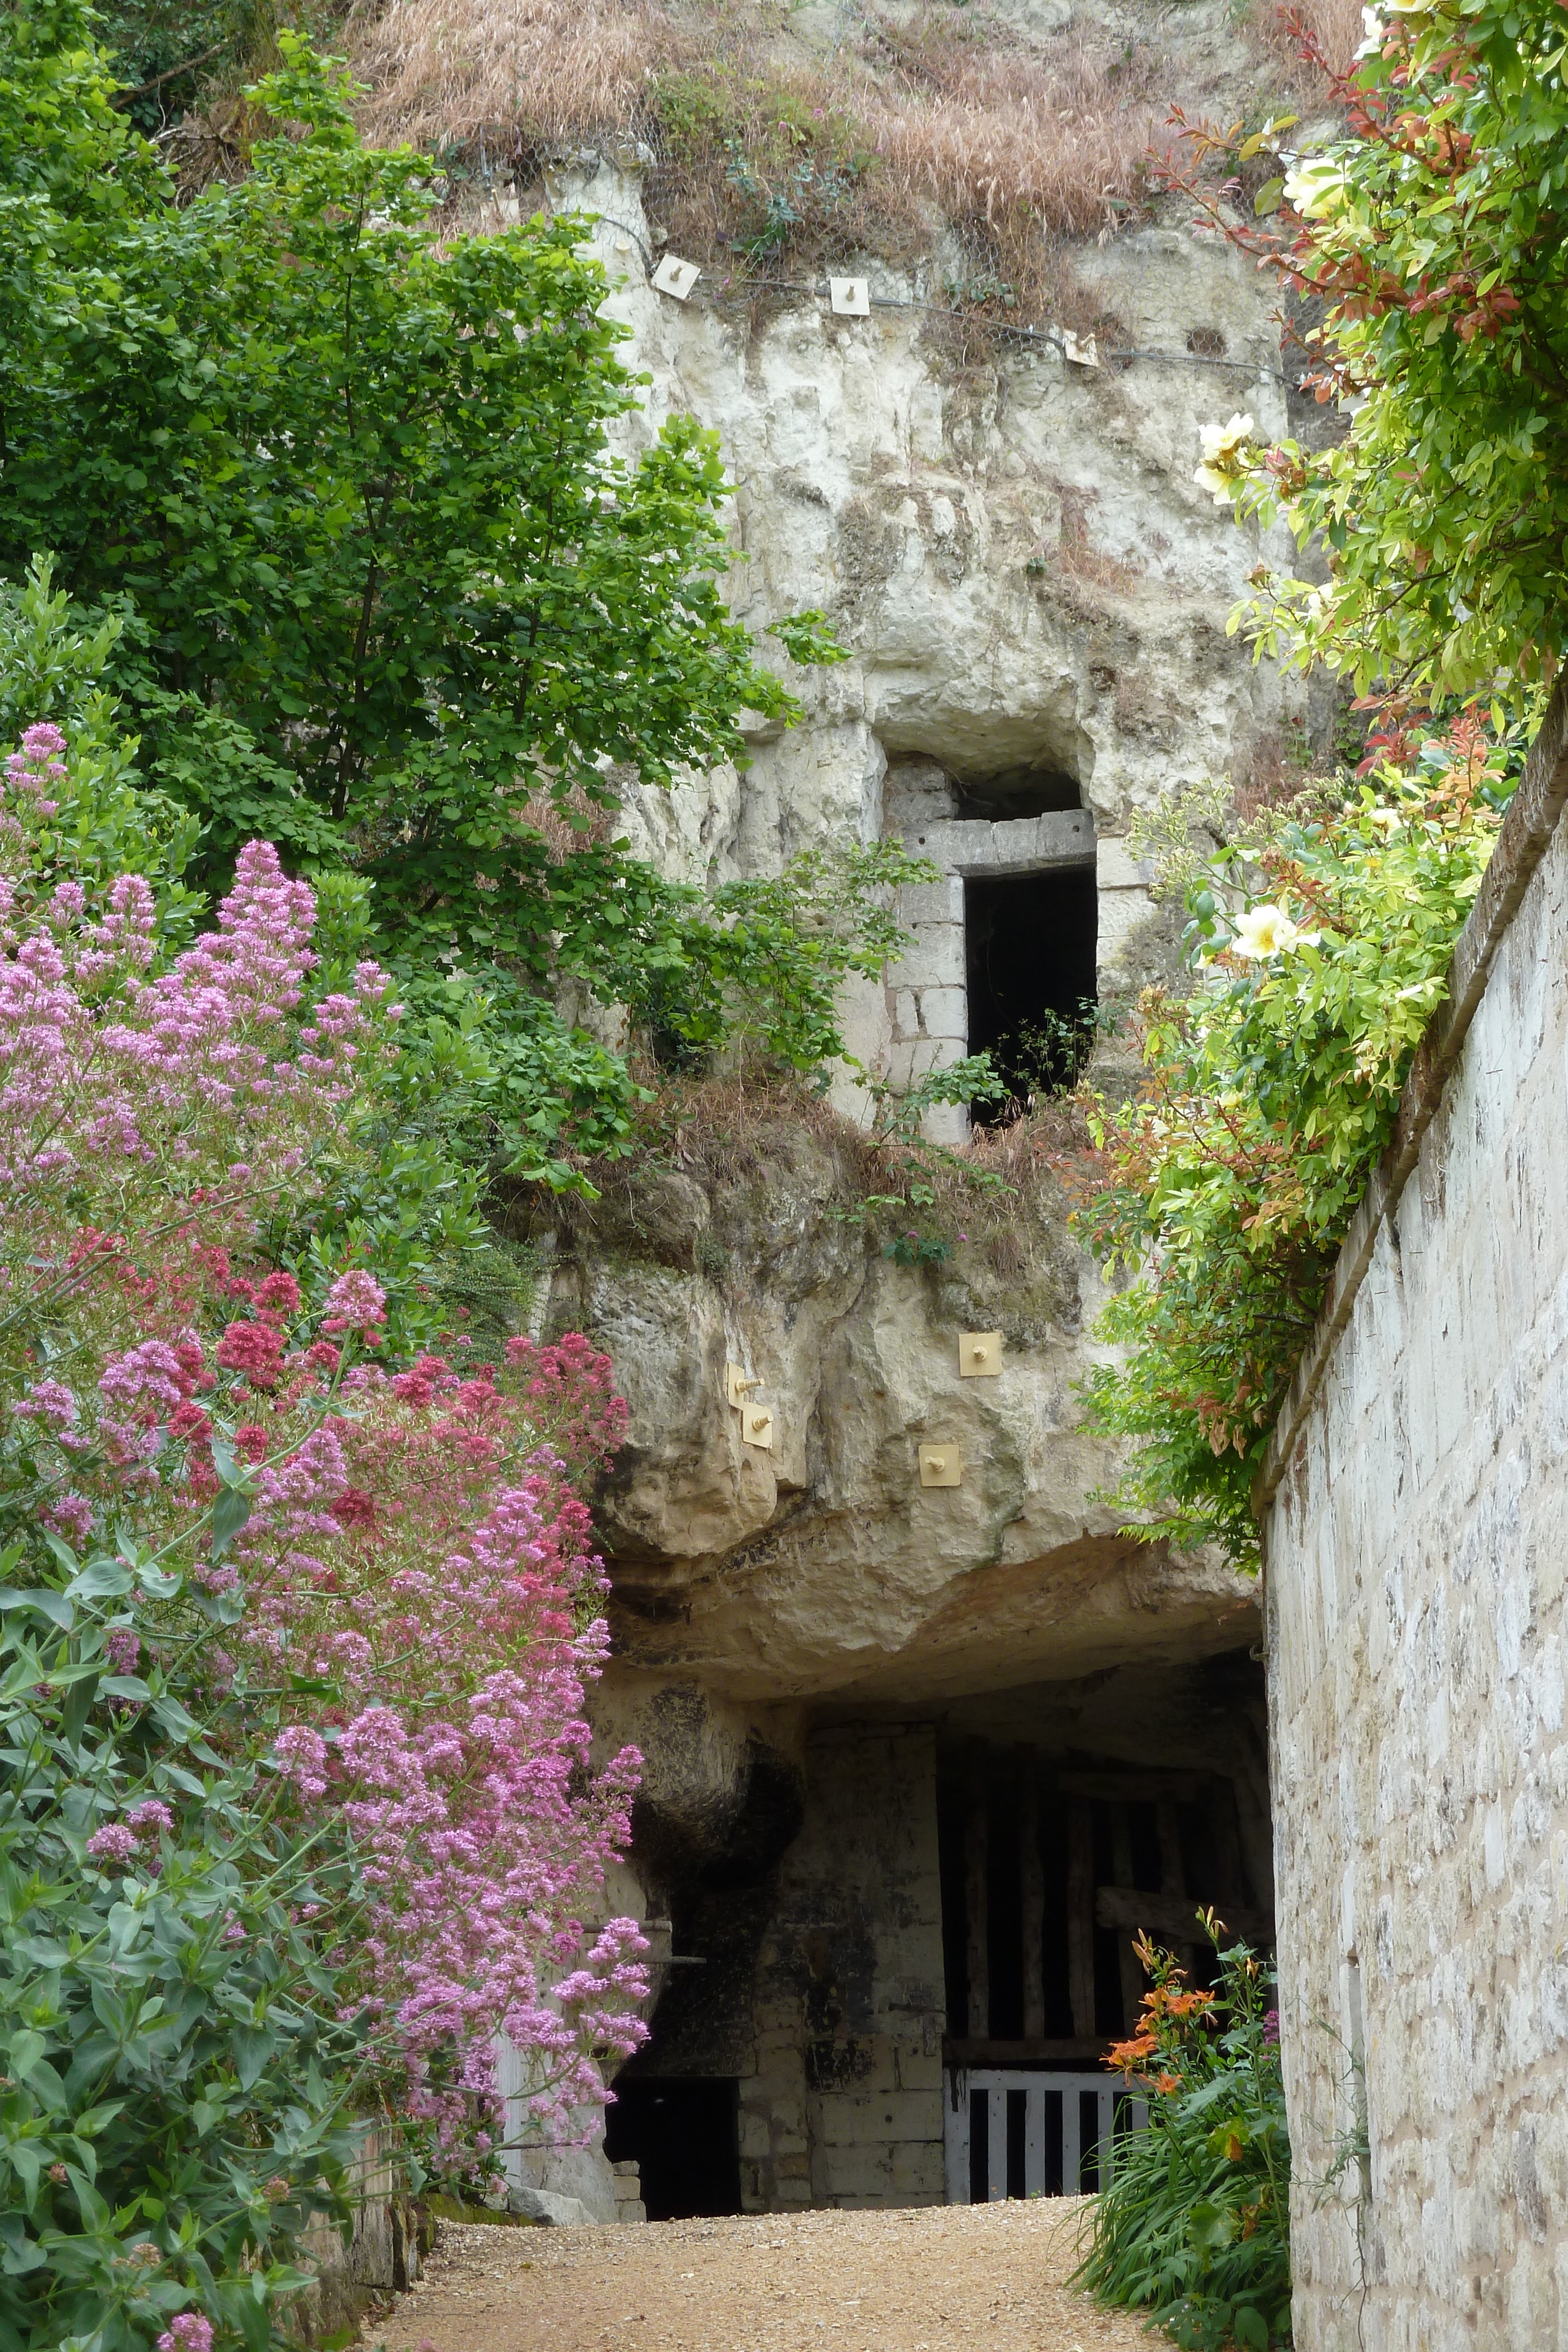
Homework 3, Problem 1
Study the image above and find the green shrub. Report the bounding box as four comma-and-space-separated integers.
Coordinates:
1078, 1923, 1291, 2350
0, 1558, 366, 2352
1077, 720, 1514, 1562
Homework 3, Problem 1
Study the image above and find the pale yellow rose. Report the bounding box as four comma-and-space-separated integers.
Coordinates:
1193, 413, 1257, 506
1232, 904, 1319, 958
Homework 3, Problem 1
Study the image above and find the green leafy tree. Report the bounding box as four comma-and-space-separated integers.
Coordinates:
0, 28, 798, 901
0, 9, 891, 1187
1185, 0, 1568, 699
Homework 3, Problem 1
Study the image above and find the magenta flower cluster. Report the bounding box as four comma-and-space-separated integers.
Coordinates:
243, 1372, 648, 2144
156, 2317, 214, 2352
1, 726, 649, 2176
85, 1800, 175, 1870
0, 828, 392, 1194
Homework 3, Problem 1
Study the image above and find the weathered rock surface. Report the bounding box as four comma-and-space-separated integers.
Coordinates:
501, 127, 1280, 2209
543, 151, 1306, 1024
542, 1130, 1256, 1710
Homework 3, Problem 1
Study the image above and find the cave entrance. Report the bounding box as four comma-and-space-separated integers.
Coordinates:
604, 2078, 741, 2220
935, 1716, 1274, 2200
964, 866, 1098, 1121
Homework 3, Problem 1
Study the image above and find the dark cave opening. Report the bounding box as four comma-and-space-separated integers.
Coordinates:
604, 2078, 741, 2221
964, 865, 1099, 1121
937, 1722, 1271, 2060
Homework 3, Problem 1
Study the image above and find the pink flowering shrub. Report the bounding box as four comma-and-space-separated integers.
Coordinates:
0, 825, 391, 1205
0, 723, 647, 2224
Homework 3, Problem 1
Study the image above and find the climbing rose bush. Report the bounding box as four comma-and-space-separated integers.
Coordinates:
1176, 0, 1568, 699
1074, 717, 1510, 1562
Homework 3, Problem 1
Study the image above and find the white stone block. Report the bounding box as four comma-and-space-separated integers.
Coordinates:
915, 985, 967, 1039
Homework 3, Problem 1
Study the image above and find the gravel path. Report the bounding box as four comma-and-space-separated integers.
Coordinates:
366, 2201, 1172, 2352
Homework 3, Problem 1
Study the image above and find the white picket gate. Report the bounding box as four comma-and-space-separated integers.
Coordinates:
942, 2069, 1149, 2203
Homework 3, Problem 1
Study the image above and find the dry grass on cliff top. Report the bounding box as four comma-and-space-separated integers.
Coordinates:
555, 1060, 1096, 1294
352, 0, 1171, 246
349, 0, 1363, 270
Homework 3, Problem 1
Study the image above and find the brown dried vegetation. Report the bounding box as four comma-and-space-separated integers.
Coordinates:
349, 0, 1179, 273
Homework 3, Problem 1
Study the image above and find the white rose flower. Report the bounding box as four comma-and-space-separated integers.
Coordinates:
1199, 413, 1257, 463
1231, 904, 1320, 958
1193, 413, 1256, 505
1281, 157, 1349, 219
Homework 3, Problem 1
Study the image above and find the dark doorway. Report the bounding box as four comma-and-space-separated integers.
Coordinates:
603, 2079, 741, 2221
965, 866, 1098, 1120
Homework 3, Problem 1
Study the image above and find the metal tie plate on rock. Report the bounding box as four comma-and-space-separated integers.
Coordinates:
743, 1405, 775, 1451
651, 254, 701, 302
919, 1443, 962, 1488
829, 276, 871, 318
725, 1362, 763, 1410
959, 1331, 1002, 1378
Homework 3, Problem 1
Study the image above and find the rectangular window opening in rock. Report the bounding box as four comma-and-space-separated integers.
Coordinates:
877, 751, 1098, 1142
965, 866, 1099, 1123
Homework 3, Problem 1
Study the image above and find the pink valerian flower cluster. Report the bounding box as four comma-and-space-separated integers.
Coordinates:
105, 1626, 141, 1674
47, 1311, 648, 2148
319, 1663, 646, 2145
73, 1306, 647, 2151
0, 743, 398, 1197
85, 1800, 175, 1870
4, 721, 65, 833
85, 1823, 138, 1864
502, 1333, 630, 1474
320, 1269, 386, 1336
226, 1342, 648, 2144
156, 2317, 214, 2352
0, 723, 645, 2169
96, 840, 394, 1135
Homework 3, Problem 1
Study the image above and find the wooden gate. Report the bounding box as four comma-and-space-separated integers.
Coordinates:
942, 2068, 1149, 2203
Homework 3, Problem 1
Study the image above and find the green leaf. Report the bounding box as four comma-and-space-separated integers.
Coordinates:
41, 1533, 80, 1579
0, 1590, 73, 1631
209, 1487, 252, 1551
61, 1667, 101, 1748
1188, 2199, 1238, 2252
65, 1558, 134, 1601
230, 2027, 277, 2092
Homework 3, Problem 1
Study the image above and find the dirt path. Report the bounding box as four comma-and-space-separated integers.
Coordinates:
367, 2201, 1172, 2352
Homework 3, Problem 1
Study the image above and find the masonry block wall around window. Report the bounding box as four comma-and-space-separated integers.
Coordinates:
881, 758, 1098, 1139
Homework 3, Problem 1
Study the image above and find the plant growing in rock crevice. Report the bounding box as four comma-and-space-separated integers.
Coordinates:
1073, 714, 1514, 1563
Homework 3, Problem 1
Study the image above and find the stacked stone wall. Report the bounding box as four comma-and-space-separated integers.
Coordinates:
1263, 688, 1568, 2350
740, 1726, 947, 2211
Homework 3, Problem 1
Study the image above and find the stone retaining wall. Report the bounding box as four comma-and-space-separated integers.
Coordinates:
1261, 681, 1568, 2350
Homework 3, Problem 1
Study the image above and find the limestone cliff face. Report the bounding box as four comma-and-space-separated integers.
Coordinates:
496, 139, 1285, 2217
502, 155, 1273, 1748
538, 149, 1306, 1018
537, 1130, 1257, 1718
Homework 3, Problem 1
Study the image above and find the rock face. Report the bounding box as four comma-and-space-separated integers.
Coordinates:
546, 149, 1309, 1034
506, 146, 1288, 2219
544, 1126, 1256, 1706
532, 1120, 1269, 2219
